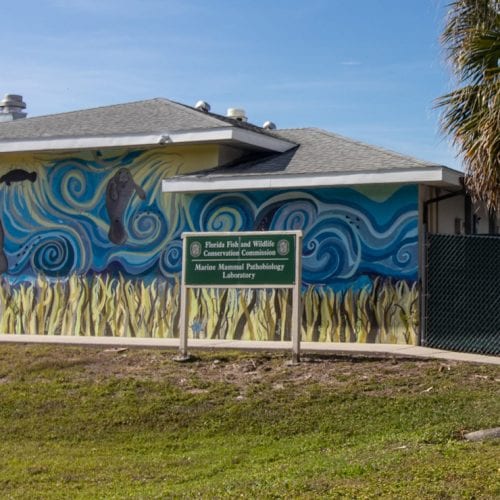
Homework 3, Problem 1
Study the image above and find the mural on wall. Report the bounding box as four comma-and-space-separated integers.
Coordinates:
0, 219, 7, 274
105, 168, 146, 244
0, 168, 37, 186
0, 149, 419, 343
183, 187, 418, 289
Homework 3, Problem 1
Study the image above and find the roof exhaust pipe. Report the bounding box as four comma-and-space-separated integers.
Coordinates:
263, 120, 276, 130
194, 100, 211, 113
0, 94, 27, 122
226, 108, 247, 122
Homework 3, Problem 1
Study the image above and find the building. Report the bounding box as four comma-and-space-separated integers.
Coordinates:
0, 94, 494, 345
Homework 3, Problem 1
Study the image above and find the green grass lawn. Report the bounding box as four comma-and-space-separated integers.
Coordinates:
0, 345, 498, 499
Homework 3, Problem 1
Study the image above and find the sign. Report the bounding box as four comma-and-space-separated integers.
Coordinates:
183, 232, 297, 287
178, 230, 303, 363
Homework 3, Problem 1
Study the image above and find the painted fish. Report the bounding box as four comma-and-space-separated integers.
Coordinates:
0, 220, 8, 273
0, 169, 37, 186
105, 168, 146, 245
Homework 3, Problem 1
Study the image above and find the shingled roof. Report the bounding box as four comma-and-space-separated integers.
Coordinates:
196, 127, 445, 177
0, 95, 461, 189
162, 127, 462, 191
0, 97, 281, 141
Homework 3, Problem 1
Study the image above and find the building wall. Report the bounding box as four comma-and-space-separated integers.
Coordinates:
426, 188, 498, 235
0, 147, 419, 343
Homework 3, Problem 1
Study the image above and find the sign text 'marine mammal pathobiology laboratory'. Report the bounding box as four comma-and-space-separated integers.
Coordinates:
183, 232, 297, 287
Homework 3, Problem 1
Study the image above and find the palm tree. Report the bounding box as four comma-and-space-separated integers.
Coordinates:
436, 0, 500, 210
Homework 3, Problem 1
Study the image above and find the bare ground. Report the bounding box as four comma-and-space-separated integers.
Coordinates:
1, 344, 498, 400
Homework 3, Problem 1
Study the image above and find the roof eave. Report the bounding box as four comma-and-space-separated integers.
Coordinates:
0, 127, 296, 154
162, 166, 463, 193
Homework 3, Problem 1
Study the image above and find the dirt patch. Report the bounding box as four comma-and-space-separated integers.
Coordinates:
2, 344, 497, 398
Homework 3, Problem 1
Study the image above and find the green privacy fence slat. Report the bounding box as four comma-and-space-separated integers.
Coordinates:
425, 234, 500, 355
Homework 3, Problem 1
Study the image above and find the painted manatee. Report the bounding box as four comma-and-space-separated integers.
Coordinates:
0, 220, 8, 273
105, 168, 146, 245
0, 169, 37, 186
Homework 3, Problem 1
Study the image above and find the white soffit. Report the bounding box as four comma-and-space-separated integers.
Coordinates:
168, 128, 293, 152
0, 127, 294, 153
162, 167, 463, 193
0, 134, 163, 153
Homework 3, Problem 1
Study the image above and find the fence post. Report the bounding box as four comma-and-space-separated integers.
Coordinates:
419, 225, 428, 347
291, 232, 302, 364
177, 236, 190, 361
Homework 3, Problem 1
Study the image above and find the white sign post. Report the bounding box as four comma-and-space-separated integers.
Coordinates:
178, 230, 303, 363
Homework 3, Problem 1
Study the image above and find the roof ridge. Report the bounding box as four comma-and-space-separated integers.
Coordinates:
0, 97, 293, 143
0, 97, 237, 129
0, 97, 175, 125
176, 103, 297, 139
155, 98, 235, 128
277, 127, 314, 131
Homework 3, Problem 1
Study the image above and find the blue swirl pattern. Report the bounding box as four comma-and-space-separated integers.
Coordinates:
0, 149, 418, 290
32, 235, 76, 276
159, 240, 183, 275
198, 194, 256, 232
189, 187, 418, 288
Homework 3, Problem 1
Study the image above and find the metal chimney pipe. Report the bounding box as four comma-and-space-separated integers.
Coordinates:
0, 94, 27, 122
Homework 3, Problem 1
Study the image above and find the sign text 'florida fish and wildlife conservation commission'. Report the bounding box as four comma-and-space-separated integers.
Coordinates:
183, 233, 297, 286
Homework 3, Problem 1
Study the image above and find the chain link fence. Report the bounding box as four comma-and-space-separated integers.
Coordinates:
424, 234, 500, 355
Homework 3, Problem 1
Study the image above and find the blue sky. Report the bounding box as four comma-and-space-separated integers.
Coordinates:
1, 0, 460, 168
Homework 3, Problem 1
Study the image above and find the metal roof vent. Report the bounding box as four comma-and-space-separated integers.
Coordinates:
227, 108, 247, 122
263, 120, 276, 130
194, 100, 211, 112
0, 94, 27, 122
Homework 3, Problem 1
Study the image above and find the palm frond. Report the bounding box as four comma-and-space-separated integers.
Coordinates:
436, 0, 500, 209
